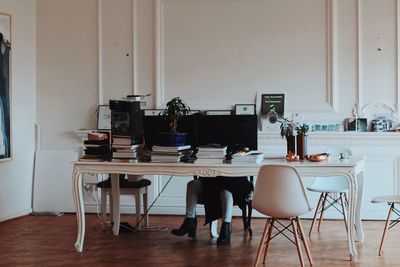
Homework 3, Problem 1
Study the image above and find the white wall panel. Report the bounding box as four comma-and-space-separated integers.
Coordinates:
0, 0, 36, 222
102, 0, 133, 103
360, 0, 396, 108
36, 0, 98, 150
158, 0, 329, 112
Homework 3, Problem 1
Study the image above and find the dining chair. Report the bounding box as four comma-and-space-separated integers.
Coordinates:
307, 147, 352, 235
371, 195, 400, 255
253, 165, 313, 267
97, 174, 151, 230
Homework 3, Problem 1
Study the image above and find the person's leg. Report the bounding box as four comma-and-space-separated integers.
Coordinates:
220, 189, 233, 223
217, 190, 233, 245
171, 179, 202, 237
185, 179, 203, 218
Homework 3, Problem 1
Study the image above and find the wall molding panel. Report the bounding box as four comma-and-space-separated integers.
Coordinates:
356, 0, 399, 118
396, 0, 400, 117
132, 0, 138, 95
155, 0, 165, 108
155, 0, 338, 114
327, 0, 335, 111
98, 0, 104, 105
355, 0, 362, 116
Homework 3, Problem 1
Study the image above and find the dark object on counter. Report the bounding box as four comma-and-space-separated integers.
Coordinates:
345, 118, 367, 132
371, 119, 392, 132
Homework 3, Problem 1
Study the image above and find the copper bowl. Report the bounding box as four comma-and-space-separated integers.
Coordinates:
286, 153, 300, 162
307, 153, 329, 162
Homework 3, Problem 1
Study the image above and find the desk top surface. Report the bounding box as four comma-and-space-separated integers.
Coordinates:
73, 155, 365, 168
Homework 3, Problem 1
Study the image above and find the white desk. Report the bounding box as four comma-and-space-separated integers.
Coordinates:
72, 156, 365, 260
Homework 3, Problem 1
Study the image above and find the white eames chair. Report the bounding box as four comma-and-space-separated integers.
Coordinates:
307, 147, 352, 235
253, 165, 313, 267
371, 195, 400, 255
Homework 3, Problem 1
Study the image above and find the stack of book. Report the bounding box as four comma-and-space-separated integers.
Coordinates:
80, 132, 111, 161
151, 144, 191, 163
231, 151, 264, 164
196, 144, 227, 163
112, 135, 143, 160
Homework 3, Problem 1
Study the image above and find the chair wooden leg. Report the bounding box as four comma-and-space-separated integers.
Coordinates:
100, 188, 107, 226
291, 219, 305, 267
263, 219, 275, 264
135, 193, 141, 230
340, 193, 348, 233
297, 218, 313, 266
379, 203, 394, 256
254, 219, 271, 267
344, 193, 349, 207
309, 193, 324, 236
317, 193, 328, 232
109, 191, 114, 223
143, 192, 149, 228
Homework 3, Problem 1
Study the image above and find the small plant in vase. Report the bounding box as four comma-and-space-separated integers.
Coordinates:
158, 97, 191, 146
296, 123, 309, 160
279, 118, 297, 155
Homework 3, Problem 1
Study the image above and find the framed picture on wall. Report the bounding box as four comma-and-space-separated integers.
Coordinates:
97, 105, 111, 130
235, 104, 256, 115
0, 12, 11, 161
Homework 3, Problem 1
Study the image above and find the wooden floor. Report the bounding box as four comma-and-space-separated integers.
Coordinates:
1, 214, 400, 267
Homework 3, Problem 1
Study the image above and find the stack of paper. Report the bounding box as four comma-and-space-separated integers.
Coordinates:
196, 144, 227, 163
231, 151, 264, 164
151, 145, 191, 163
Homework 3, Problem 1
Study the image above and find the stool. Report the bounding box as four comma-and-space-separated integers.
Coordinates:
97, 175, 151, 229
371, 195, 400, 255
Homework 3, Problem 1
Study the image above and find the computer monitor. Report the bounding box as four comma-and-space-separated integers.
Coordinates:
143, 113, 258, 153
195, 114, 258, 153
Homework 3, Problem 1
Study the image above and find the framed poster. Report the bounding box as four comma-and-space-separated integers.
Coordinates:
0, 13, 11, 161
97, 105, 111, 130
261, 94, 284, 118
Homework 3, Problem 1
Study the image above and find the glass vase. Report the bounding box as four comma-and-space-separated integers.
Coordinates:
286, 135, 296, 155
296, 135, 307, 160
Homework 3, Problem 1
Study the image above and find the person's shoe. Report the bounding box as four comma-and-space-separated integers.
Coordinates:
217, 222, 231, 245
171, 218, 197, 238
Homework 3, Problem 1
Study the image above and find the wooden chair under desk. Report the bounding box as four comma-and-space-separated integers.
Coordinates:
97, 175, 151, 229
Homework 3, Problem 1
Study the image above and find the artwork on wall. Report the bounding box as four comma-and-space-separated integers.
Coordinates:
256, 92, 285, 131
97, 105, 111, 130
0, 12, 11, 161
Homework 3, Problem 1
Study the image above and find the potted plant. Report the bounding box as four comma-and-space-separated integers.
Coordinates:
158, 97, 191, 146
279, 118, 296, 155
296, 123, 309, 160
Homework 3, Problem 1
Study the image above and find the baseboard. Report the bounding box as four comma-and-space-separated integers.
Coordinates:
0, 208, 32, 222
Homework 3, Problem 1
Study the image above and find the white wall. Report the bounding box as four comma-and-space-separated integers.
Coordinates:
36, 0, 98, 151
0, 0, 36, 221
33, 0, 400, 219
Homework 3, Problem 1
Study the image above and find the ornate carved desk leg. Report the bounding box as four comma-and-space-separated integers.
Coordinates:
72, 166, 85, 252
355, 171, 365, 242
345, 171, 358, 261
111, 173, 120, 236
